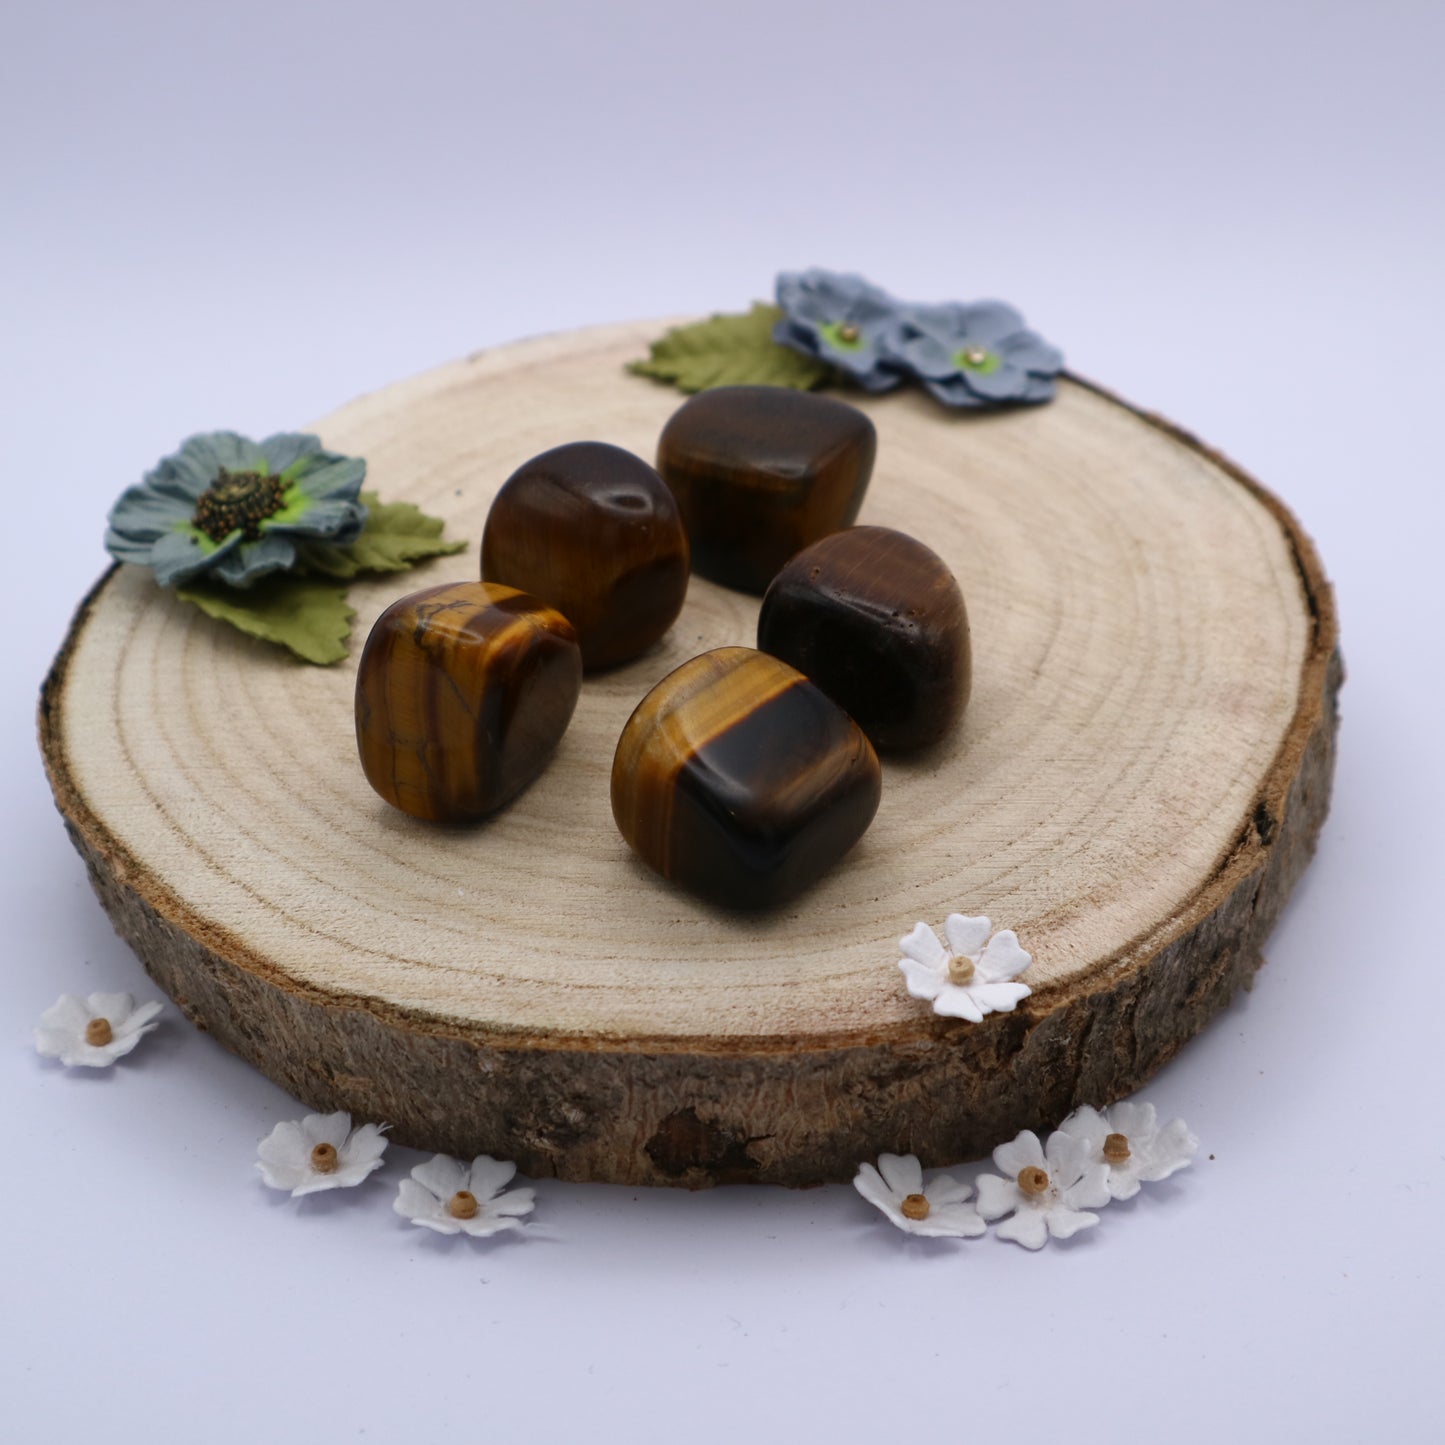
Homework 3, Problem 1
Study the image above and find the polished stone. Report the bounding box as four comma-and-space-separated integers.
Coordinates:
611, 646, 882, 909
482, 441, 690, 670
757, 526, 969, 751
655, 386, 876, 593
355, 581, 582, 822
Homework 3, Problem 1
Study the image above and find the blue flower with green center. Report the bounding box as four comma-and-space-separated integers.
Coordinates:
106, 431, 368, 588
886, 301, 1064, 408
773, 269, 908, 393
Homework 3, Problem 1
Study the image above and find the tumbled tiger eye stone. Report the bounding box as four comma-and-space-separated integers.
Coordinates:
656, 386, 877, 593
481, 441, 690, 670
757, 526, 970, 751
611, 646, 882, 910
355, 581, 581, 822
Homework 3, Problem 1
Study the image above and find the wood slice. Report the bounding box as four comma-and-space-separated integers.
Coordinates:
39, 320, 1341, 1187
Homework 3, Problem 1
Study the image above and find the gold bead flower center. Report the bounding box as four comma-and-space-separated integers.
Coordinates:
448, 1189, 480, 1220
1103, 1132, 1132, 1163
947, 953, 976, 985
309, 1142, 340, 1174
837, 322, 861, 343
192, 468, 288, 543
85, 1017, 114, 1047
900, 1192, 931, 1220
1018, 1165, 1050, 1197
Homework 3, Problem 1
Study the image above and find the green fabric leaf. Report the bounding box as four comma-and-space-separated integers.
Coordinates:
628, 304, 834, 393
176, 575, 356, 665
294, 491, 468, 579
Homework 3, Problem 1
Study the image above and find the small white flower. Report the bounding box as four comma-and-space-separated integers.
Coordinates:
898, 914, 1032, 1021
1059, 1100, 1198, 1200
34, 992, 163, 1067
394, 1154, 536, 1237
975, 1128, 1111, 1249
256, 1111, 389, 1196
853, 1152, 986, 1238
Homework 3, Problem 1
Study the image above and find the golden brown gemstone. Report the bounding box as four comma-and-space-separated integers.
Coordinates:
481, 441, 690, 670
757, 526, 970, 752
355, 581, 582, 822
611, 646, 882, 910
655, 386, 877, 594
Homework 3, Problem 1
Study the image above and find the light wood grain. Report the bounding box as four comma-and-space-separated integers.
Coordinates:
40, 320, 1340, 1185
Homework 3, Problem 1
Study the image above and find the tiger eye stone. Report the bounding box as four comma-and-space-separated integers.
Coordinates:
656, 386, 877, 594
481, 441, 690, 670
611, 646, 882, 910
757, 526, 970, 752
355, 581, 582, 822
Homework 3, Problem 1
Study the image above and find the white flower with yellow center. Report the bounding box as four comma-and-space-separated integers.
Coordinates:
394, 1154, 536, 1237
256, 1111, 389, 1196
34, 992, 163, 1067
897, 914, 1032, 1022
1059, 1100, 1198, 1200
853, 1152, 986, 1238
975, 1129, 1111, 1249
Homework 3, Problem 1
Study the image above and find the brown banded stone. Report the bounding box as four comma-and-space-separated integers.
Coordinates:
611, 646, 882, 910
655, 386, 877, 594
757, 526, 970, 751
355, 581, 582, 822
481, 441, 690, 670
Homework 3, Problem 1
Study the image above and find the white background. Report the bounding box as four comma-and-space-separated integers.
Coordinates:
3, 3, 1442, 1441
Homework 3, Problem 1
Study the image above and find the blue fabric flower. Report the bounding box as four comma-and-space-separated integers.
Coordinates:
886, 301, 1064, 408
773, 269, 908, 393
106, 431, 368, 588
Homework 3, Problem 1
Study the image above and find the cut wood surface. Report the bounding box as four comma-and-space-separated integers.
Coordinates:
39, 320, 1341, 1186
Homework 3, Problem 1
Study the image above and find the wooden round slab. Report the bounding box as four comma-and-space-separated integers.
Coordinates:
40, 320, 1340, 1187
